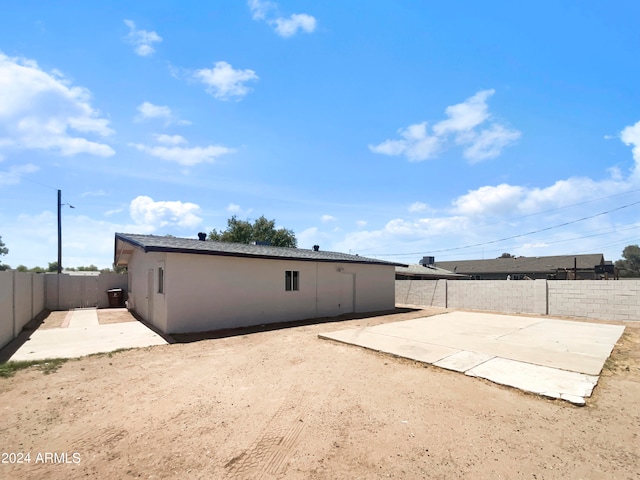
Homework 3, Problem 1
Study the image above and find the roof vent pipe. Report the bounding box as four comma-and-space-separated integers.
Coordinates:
197, 232, 207, 241
313, 245, 320, 251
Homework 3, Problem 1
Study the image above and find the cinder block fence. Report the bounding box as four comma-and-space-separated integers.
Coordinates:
397, 279, 640, 322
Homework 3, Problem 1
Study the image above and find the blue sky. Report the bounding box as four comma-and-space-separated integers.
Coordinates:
1, 1, 639, 269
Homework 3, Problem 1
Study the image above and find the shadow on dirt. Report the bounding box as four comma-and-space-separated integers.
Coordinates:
169, 307, 421, 344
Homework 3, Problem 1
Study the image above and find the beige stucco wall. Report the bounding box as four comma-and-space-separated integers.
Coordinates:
13, 272, 33, 333
44, 273, 128, 310
0, 272, 14, 349
127, 252, 396, 334
126, 249, 168, 332
0, 271, 47, 350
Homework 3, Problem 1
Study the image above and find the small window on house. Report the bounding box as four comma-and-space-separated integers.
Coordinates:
285, 270, 299, 291
158, 267, 164, 294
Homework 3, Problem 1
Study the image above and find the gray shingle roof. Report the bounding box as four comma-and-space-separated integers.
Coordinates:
115, 233, 407, 267
435, 254, 605, 275
395, 264, 468, 279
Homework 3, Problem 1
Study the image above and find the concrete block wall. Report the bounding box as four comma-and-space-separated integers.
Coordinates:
548, 280, 640, 321
0, 271, 46, 350
397, 279, 640, 321
447, 280, 540, 314
395, 279, 446, 307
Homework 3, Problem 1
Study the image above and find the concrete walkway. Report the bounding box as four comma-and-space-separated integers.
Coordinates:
9, 308, 169, 362
320, 311, 625, 405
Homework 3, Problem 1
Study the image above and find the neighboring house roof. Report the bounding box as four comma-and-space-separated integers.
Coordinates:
114, 233, 408, 267
396, 264, 468, 279
435, 254, 605, 275
62, 270, 100, 276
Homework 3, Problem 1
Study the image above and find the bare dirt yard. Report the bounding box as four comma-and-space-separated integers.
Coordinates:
1, 307, 639, 479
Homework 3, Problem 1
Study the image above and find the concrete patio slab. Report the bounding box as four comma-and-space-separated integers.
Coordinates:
319, 311, 625, 405
67, 308, 99, 328
9, 309, 169, 361
434, 350, 494, 373
465, 357, 599, 405
321, 329, 460, 364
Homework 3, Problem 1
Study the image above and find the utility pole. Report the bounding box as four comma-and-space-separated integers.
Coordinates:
57, 189, 74, 274
57, 189, 62, 274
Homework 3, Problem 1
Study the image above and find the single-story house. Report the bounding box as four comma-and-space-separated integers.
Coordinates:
114, 233, 406, 334
434, 254, 607, 280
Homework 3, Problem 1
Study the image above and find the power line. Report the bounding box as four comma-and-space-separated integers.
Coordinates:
369, 199, 640, 257
0, 168, 58, 191
356, 187, 640, 253
429, 224, 640, 260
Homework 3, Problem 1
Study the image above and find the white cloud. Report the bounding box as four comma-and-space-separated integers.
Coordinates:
297, 226, 334, 250
154, 134, 187, 145
450, 172, 632, 219
369, 122, 441, 162
521, 242, 549, 249
2, 210, 142, 269
81, 189, 107, 197
130, 135, 235, 167
370, 89, 519, 163
124, 20, 162, 57
272, 14, 316, 38
408, 202, 429, 213
248, 0, 316, 38
452, 184, 526, 217
130, 143, 234, 167
331, 126, 640, 262
104, 208, 123, 216
433, 89, 494, 136
333, 216, 470, 255
130, 196, 202, 229
0, 52, 115, 157
621, 120, 640, 164
248, 0, 275, 20
136, 102, 191, 126
137, 102, 170, 120
0, 164, 39, 186
321, 214, 337, 222
608, 166, 623, 181
356, 220, 368, 227
227, 203, 241, 212
194, 61, 259, 101
460, 124, 522, 163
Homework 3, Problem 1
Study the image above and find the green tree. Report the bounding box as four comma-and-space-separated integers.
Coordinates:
0, 236, 7, 257
0, 236, 8, 270
48, 261, 59, 272
208, 215, 297, 248
16, 265, 28, 272
615, 245, 640, 277
77, 264, 99, 271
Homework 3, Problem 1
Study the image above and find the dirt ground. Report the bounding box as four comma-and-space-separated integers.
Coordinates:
35, 308, 137, 329
1, 307, 639, 479
36, 311, 70, 330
